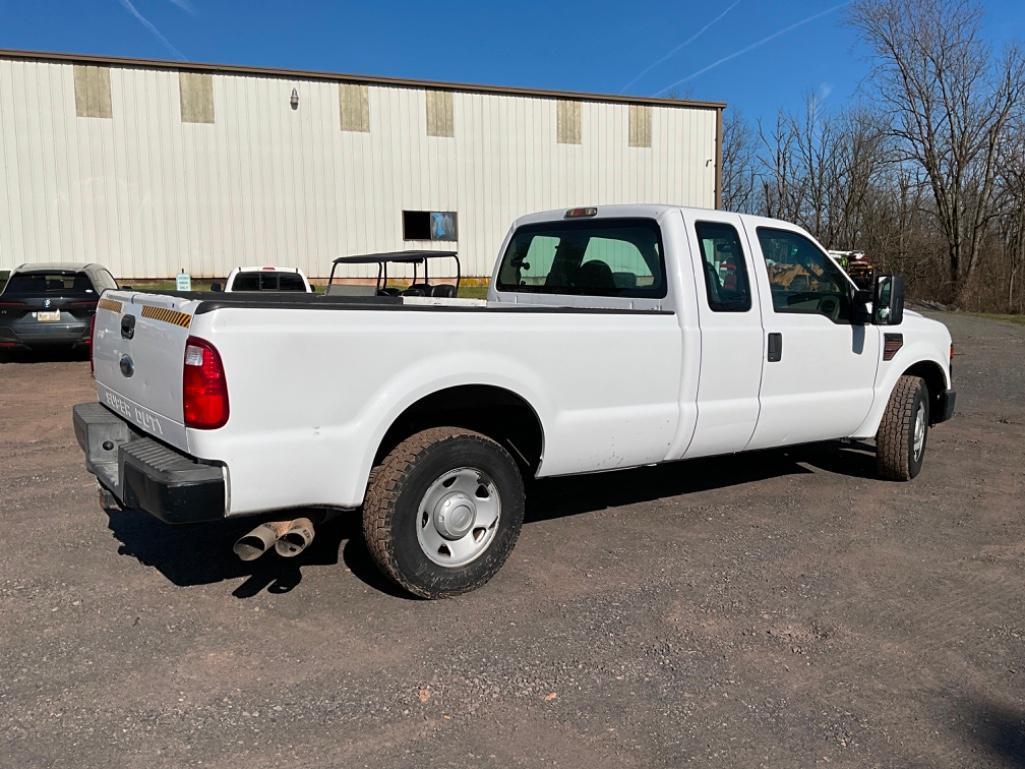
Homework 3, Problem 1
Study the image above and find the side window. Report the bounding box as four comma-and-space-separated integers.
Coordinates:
496, 218, 666, 298
694, 221, 752, 312
756, 227, 852, 322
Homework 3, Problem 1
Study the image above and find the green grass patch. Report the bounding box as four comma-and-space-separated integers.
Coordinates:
124, 279, 211, 292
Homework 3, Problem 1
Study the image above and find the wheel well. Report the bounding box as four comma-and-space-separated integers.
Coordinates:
375, 385, 545, 474
901, 361, 947, 423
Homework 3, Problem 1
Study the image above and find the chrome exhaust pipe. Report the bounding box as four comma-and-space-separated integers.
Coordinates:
274, 517, 315, 558
233, 521, 292, 562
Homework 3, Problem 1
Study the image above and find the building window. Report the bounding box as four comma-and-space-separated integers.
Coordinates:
179, 72, 214, 124
339, 83, 369, 132
73, 65, 112, 119
403, 211, 458, 241
426, 90, 454, 137
629, 105, 651, 148
556, 100, 581, 144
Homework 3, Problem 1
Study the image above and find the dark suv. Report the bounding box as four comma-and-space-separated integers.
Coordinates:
0, 263, 118, 351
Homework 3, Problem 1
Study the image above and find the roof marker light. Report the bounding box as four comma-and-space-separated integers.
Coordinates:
565, 207, 598, 218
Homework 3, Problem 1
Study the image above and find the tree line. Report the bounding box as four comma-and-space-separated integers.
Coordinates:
721, 0, 1025, 312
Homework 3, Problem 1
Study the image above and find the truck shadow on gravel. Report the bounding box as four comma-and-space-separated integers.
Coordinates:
104, 505, 408, 599
524, 440, 878, 522
104, 440, 878, 597
0, 348, 90, 364
964, 700, 1025, 768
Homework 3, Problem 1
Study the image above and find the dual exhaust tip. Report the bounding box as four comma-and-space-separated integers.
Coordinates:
233, 518, 315, 562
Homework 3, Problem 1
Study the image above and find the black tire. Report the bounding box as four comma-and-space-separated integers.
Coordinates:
362, 427, 525, 599
876, 375, 929, 481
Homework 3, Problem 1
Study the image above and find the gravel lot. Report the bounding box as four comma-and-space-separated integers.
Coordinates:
1, 311, 1023, 769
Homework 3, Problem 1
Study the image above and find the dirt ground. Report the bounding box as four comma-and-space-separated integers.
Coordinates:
1, 311, 1023, 769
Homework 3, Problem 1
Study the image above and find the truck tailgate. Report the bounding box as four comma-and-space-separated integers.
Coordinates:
93, 291, 198, 452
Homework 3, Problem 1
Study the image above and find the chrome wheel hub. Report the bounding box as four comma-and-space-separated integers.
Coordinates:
417, 467, 501, 568
913, 402, 926, 461
434, 492, 477, 539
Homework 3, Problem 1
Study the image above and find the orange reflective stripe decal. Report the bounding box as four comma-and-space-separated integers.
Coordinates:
140, 304, 192, 328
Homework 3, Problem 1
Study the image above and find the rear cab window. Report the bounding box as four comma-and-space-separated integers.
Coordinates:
496, 218, 666, 298
231, 272, 307, 292
4, 271, 95, 296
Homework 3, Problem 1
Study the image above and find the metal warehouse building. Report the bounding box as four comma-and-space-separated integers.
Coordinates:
0, 49, 724, 280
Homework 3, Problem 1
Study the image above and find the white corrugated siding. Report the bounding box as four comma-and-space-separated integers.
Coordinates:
0, 58, 718, 278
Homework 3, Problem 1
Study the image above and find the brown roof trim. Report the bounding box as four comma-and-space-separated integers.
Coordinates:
715, 108, 725, 209
0, 48, 727, 111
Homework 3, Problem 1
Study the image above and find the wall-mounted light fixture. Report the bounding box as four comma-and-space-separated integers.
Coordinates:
290, 88, 299, 110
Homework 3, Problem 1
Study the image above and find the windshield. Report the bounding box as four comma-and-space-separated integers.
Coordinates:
496, 218, 666, 298
231, 272, 307, 291
3, 271, 95, 296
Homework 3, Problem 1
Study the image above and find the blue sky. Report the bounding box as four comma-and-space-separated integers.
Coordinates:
1, 0, 1023, 126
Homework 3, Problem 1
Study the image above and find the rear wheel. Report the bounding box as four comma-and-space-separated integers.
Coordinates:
362, 427, 525, 598
876, 375, 929, 481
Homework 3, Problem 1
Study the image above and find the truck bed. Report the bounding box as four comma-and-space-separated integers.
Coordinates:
89, 288, 683, 515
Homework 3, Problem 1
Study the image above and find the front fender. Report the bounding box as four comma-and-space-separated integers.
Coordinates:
851, 341, 951, 439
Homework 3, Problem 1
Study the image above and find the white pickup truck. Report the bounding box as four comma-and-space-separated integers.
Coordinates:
73, 205, 955, 598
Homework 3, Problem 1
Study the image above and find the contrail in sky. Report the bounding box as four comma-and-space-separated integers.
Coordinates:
167, 0, 197, 13
620, 0, 742, 93
656, 2, 848, 94
116, 0, 189, 60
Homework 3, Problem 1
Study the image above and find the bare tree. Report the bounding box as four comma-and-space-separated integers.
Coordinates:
994, 118, 1025, 311
721, 109, 757, 212
751, 98, 887, 251
850, 0, 1025, 305
757, 110, 805, 222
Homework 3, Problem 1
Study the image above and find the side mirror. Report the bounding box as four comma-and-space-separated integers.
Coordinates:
873, 274, 905, 325
209, 282, 223, 292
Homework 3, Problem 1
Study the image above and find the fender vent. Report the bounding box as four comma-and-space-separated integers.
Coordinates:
883, 333, 903, 361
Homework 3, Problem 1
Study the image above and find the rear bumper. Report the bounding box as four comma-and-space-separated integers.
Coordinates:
0, 319, 91, 347
73, 402, 226, 524
934, 388, 956, 424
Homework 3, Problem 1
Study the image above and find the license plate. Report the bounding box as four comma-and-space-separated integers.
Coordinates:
35, 310, 61, 322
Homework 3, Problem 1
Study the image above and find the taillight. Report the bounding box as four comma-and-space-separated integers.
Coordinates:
89, 314, 96, 376
183, 336, 229, 429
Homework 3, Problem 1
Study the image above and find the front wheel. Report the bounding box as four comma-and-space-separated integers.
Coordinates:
362, 427, 525, 598
876, 375, 929, 481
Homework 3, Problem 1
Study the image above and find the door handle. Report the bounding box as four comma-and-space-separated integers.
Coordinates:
767, 332, 783, 362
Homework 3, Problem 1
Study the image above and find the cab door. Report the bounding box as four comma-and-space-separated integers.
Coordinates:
744, 222, 880, 449
679, 210, 765, 459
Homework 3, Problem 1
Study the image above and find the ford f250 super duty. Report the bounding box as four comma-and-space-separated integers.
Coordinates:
73, 205, 955, 598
